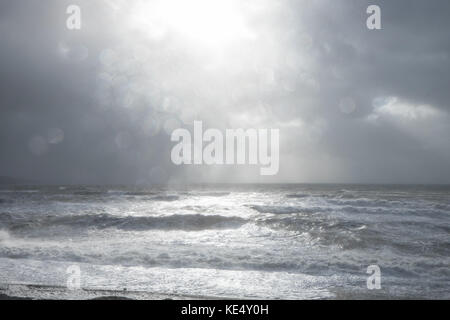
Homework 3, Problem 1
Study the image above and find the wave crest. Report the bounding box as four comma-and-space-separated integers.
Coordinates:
1, 213, 247, 232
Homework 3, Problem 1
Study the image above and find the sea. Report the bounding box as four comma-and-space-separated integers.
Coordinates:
0, 184, 449, 299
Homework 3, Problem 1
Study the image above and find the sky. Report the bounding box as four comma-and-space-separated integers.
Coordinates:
0, 0, 449, 184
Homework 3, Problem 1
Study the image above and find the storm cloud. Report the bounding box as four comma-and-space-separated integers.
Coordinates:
1, 0, 449, 184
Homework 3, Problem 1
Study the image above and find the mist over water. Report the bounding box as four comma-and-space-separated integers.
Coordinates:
0, 184, 449, 299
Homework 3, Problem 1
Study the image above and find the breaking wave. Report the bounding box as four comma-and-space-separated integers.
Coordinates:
148, 195, 179, 202
191, 192, 231, 197
250, 205, 325, 214
0, 213, 247, 232
286, 193, 309, 198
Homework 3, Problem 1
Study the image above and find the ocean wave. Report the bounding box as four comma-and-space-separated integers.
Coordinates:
107, 190, 158, 197
73, 191, 105, 196
62, 190, 178, 201
148, 195, 179, 201
0, 190, 39, 193
326, 198, 401, 207
259, 215, 366, 232
285, 194, 309, 199
0, 213, 247, 232
249, 205, 325, 214
191, 192, 230, 197
124, 191, 157, 196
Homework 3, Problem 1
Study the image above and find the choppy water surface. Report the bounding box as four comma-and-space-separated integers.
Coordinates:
0, 184, 449, 299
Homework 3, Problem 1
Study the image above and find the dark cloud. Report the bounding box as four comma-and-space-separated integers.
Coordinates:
0, 0, 449, 184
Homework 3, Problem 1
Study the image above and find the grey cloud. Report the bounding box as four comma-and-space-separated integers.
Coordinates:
0, 0, 449, 184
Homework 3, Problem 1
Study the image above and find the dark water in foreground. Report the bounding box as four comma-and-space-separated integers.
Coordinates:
0, 184, 449, 299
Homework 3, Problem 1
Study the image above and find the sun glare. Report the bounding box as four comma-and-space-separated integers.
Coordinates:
130, 0, 254, 49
